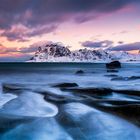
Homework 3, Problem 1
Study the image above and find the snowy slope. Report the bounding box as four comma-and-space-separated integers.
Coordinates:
28, 43, 140, 62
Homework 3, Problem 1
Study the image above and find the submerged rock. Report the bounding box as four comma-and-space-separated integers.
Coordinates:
61, 87, 140, 101
111, 76, 127, 81
2, 83, 29, 94
107, 69, 119, 73
52, 83, 78, 88
104, 74, 118, 77
44, 93, 70, 104
43, 90, 85, 104
75, 70, 84, 74
113, 105, 140, 126
106, 61, 121, 69
61, 87, 113, 97
114, 90, 140, 97
94, 102, 140, 126
56, 103, 140, 140
128, 76, 140, 80
111, 76, 140, 81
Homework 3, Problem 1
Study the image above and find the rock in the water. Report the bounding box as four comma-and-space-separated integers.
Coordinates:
111, 76, 127, 81
107, 69, 119, 73
114, 89, 140, 97
104, 74, 118, 77
106, 61, 121, 69
111, 76, 140, 81
52, 83, 78, 88
75, 70, 84, 74
96, 103, 140, 126
2, 83, 28, 94
44, 94, 68, 104
61, 87, 113, 97
128, 76, 140, 80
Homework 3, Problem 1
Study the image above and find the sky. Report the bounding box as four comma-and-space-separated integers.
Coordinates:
0, 0, 140, 61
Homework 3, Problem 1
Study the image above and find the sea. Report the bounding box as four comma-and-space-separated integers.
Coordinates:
0, 62, 140, 140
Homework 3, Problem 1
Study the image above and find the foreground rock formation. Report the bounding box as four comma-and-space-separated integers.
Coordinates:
0, 63, 140, 140
1, 82, 140, 140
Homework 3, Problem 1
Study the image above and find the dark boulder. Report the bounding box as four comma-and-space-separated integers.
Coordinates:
104, 74, 118, 77
2, 83, 28, 94
44, 93, 69, 104
75, 70, 84, 74
43, 91, 83, 104
106, 61, 121, 69
113, 105, 140, 126
128, 76, 140, 80
111, 76, 140, 81
111, 76, 127, 81
61, 87, 113, 97
52, 83, 78, 88
114, 89, 140, 97
107, 69, 119, 73
102, 104, 140, 126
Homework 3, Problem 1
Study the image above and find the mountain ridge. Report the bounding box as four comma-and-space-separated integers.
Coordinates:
28, 43, 140, 62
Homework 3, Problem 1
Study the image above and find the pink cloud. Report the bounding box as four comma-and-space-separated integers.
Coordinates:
117, 4, 136, 13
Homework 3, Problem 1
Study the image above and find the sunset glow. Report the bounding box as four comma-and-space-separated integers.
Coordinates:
0, 0, 140, 61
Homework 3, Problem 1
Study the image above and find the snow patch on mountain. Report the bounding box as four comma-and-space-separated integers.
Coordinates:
28, 43, 140, 62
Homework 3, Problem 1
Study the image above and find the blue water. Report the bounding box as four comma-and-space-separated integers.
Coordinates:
0, 62, 140, 140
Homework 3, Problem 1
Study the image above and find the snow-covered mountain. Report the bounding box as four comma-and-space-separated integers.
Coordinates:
110, 51, 140, 62
28, 43, 140, 62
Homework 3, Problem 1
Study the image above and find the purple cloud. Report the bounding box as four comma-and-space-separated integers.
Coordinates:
19, 46, 39, 53
0, 0, 140, 41
0, 43, 32, 61
109, 42, 140, 51
81, 40, 113, 48
0, 42, 40, 54
0, 24, 57, 42
0, 44, 18, 54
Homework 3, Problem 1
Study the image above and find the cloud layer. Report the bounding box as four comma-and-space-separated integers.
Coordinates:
81, 40, 113, 48
0, 40, 140, 61
0, 43, 38, 61
109, 42, 140, 51
0, 0, 140, 61
0, 0, 139, 41
82, 40, 140, 51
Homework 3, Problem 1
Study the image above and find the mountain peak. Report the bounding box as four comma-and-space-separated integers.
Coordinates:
28, 43, 140, 62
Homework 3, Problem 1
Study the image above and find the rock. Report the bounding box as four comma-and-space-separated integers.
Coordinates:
2, 83, 28, 94
128, 76, 140, 80
106, 61, 121, 69
52, 83, 78, 88
107, 69, 119, 73
44, 94, 68, 104
113, 105, 140, 126
43, 91, 83, 104
104, 74, 118, 77
97, 103, 140, 126
75, 70, 84, 74
111, 76, 127, 81
61, 87, 112, 97
61, 87, 140, 101
114, 89, 140, 97
111, 76, 140, 81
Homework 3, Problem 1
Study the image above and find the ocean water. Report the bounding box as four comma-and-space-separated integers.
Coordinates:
0, 62, 140, 140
